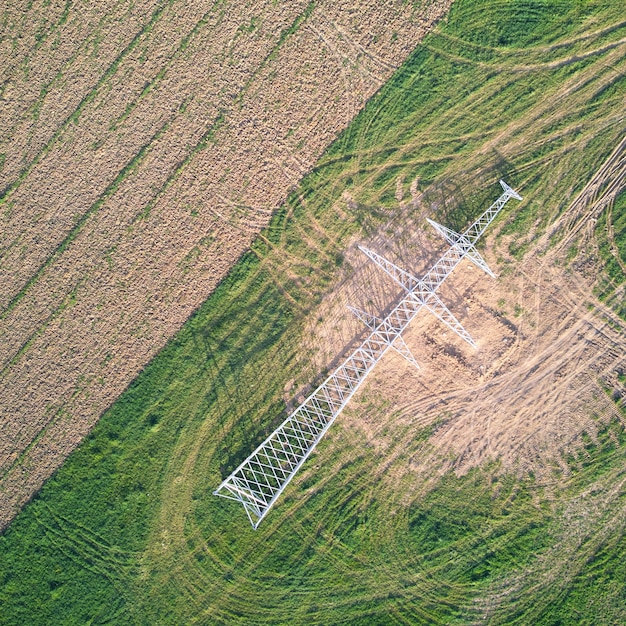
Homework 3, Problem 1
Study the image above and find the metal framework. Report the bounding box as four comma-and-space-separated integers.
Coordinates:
214, 180, 522, 528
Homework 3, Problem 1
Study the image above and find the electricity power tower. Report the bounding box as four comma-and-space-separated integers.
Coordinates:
214, 180, 522, 529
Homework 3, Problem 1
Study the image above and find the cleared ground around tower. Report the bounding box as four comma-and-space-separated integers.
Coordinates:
1, 1, 626, 624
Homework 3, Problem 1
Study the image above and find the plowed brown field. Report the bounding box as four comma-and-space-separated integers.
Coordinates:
0, 0, 453, 530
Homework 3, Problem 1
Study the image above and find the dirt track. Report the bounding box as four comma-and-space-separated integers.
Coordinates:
0, 0, 453, 530
427, 136, 626, 479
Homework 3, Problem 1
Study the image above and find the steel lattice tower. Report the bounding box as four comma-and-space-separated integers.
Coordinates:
214, 180, 522, 528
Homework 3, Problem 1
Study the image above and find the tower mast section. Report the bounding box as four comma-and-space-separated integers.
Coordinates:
214, 181, 521, 529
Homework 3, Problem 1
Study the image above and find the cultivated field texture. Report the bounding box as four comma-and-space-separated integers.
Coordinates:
1, 0, 626, 624
0, 0, 452, 529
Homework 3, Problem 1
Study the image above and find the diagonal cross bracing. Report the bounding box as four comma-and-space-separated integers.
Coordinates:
214, 181, 522, 528
426, 219, 495, 278
348, 306, 419, 368
358, 247, 476, 346
214, 338, 392, 528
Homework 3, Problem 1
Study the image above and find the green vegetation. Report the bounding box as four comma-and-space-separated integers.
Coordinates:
1, 1, 626, 623
595, 190, 626, 318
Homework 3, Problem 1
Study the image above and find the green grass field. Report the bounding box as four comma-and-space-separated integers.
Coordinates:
1, 1, 626, 623
596, 190, 626, 318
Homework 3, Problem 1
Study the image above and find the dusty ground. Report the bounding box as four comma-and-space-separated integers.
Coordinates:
0, 0, 454, 530
304, 137, 626, 491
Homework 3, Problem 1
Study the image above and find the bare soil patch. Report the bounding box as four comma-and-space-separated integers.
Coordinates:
306, 141, 626, 492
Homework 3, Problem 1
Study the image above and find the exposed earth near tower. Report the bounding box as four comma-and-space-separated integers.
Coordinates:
308, 139, 626, 492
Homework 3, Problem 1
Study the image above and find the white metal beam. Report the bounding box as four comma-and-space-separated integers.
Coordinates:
358, 247, 476, 346
426, 219, 495, 278
348, 305, 420, 369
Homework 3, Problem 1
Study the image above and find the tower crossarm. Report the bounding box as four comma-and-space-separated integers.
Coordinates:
358, 246, 421, 292
420, 181, 521, 291
418, 290, 476, 347
426, 219, 495, 277
348, 305, 420, 368
347, 305, 381, 330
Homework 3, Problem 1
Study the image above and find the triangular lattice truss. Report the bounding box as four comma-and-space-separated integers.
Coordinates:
214, 181, 522, 528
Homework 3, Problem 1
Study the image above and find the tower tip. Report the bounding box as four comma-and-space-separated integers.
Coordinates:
499, 180, 522, 201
